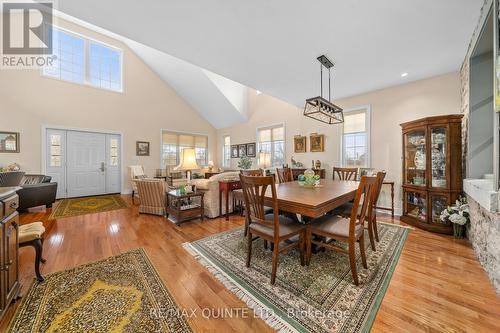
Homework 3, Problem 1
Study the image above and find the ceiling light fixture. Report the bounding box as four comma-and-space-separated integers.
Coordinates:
303, 55, 343, 125
401, 72, 408, 77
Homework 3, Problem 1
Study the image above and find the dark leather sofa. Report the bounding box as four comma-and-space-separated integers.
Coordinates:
16, 175, 58, 212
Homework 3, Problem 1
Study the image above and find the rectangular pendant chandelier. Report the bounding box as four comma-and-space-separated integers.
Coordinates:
303, 55, 344, 124
304, 96, 344, 124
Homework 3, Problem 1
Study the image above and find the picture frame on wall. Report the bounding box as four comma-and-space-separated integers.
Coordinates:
136, 141, 150, 156
294, 135, 306, 153
231, 145, 239, 158
309, 133, 325, 152
246, 143, 256, 157
0, 131, 20, 153
238, 144, 247, 157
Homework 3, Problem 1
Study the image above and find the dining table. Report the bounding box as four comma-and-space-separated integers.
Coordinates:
262, 179, 360, 219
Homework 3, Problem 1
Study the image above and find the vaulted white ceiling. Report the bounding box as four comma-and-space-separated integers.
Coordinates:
57, 0, 483, 120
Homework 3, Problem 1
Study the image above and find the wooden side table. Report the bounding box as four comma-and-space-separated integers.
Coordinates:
219, 179, 241, 220
166, 189, 204, 225
375, 180, 395, 217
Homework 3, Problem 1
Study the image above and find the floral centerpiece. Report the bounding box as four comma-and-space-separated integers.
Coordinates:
440, 196, 469, 238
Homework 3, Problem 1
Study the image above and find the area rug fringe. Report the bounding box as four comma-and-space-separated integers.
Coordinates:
377, 221, 414, 230
183, 242, 298, 333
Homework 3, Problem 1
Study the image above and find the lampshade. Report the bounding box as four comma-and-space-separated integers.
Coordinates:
175, 148, 200, 171
208, 160, 214, 167
259, 151, 272, 169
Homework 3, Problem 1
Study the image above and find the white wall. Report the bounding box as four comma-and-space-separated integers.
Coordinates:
217, 72, 462, 214
0, 17, 217, 193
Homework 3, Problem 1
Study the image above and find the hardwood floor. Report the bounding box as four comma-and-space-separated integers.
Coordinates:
2, 196, 500, 332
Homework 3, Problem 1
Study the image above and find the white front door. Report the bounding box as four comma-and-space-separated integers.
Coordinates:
66, 131, 106, 197
46, 129, 67, 199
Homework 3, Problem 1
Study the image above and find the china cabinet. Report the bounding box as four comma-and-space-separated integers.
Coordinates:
400, 115, 463, 234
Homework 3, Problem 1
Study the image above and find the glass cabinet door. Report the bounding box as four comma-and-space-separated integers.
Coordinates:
430, 194, 449, 225
405, 190, 427, 222
404, 129, 426, 186
431, 127, 447, 188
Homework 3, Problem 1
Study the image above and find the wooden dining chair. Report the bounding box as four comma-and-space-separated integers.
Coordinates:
276, 167, 293, 183
306, 175, 378, 285
332, 171, 386, 251
240, 174, 306, 284
333, 167, 358, 181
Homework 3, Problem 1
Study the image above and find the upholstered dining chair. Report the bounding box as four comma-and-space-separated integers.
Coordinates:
306, 175, 378, 285
333, 167, 358, 181
276, 167, 293, 183
332, 171, 386, 251
130, 165, 147, 203
240, 174, 306, 284
135, 179, 167, 216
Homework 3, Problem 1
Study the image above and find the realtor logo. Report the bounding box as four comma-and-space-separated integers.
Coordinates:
1, 1, 54, 68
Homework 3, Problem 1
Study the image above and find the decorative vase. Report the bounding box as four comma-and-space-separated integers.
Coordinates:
452, 224, 465, 239
304, 169, 316, 187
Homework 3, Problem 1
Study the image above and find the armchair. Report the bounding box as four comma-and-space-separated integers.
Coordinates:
135, 179, 167, 216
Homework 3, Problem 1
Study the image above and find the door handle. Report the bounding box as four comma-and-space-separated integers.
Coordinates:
100, 162, 105, 172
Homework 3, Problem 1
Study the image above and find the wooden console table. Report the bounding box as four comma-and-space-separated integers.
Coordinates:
291, 168, 326, 180
219, 179, 241, 220
375, 180, 395, 217
166, 189, 204, 225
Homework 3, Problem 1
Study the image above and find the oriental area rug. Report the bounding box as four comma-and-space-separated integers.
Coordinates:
8, 249, 193, 333
184, 223, 409, 333
49, 194, 128, 219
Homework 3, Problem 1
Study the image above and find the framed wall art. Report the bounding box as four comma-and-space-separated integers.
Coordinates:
310, 133, 324, 152
136, 141, 150, 156
246, 143, 256, 157
294, 135, 306, 153
238, 144, 247, 157
231, 145, 239, 158
0, 132, 20, 153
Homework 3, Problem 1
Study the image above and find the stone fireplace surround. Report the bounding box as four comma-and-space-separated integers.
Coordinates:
461, 0, 500, 294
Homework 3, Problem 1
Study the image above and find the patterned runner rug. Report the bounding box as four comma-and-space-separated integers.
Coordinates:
49, 194, 128, 219
184, 223, 409, 333
9, 249, 193, 333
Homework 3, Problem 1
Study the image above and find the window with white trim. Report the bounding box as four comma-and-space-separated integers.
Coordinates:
341, 107, 370, 168
257, 124, 285, 167
161, 131, 208, 168
43, 27, 122, 92
222, 135, 231, 167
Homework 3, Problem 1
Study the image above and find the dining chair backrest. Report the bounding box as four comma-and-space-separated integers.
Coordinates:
333, 167, 358, 181
350, 175, 378, 236
239, 174, 279, 238
276, 167, 293, 183
240, 169, 264, 176
374, 171, 387, 205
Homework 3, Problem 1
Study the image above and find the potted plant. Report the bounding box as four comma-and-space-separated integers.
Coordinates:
238, 155, 252, 170
440, 196, 469, 238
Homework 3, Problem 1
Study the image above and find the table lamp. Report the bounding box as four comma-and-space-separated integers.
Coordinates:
208, 160, 214, 172
175, 148, 200, 184
259, 151, 272, 175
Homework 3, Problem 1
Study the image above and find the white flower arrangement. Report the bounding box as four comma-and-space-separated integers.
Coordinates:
440, 196, 470, 226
